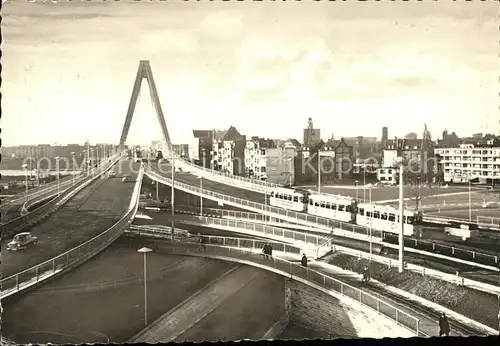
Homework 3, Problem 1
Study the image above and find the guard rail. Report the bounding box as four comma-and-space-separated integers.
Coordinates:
0, 162, 142, 300
153, 239, 421, 336
1, 154, 122, 239
179, 215, 331, 259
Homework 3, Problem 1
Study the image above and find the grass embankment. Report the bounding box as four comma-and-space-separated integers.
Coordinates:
326, 253, 499, 329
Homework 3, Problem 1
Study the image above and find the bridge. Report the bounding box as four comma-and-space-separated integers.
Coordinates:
2, 61, 498, 343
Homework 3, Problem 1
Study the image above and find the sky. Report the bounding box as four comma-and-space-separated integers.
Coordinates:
3, 0, 499, 146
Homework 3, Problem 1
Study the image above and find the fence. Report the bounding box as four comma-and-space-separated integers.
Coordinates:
158, 240, 421, 336
215, 209, 500, 268
145, 167, 381, 239
125, 229, 303, 256
0, 154, 122, 238
145, 167, 500, 272
477, 216, 500, 229
172, 155, 282, 190
0, 159, 141, 300
181, 215, 331, 259
2, 153, 121, 209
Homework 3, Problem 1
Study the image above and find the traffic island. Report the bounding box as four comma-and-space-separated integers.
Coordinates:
324, 252, 499, 330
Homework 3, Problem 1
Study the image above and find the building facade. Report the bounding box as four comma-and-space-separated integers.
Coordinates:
211, 126, 246, 176
434, 144, 500, 184
244, 137, 276, 180
266, 147, 295, 185
295, 138, 354, 184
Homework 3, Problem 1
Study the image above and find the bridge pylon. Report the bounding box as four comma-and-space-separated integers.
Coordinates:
119, 60, 172, 154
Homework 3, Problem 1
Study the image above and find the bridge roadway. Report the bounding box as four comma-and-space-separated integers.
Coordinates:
0, 176, 81, 224
2, 238, 288, 344
2, 159, 139, 279
148, 163, 474, 241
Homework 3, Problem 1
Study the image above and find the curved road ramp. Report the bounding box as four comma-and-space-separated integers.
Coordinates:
127, 238, 417, 341
0, 159, 143, 300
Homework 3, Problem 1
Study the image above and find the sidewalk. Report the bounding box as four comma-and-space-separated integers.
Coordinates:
234, 248, 492, 337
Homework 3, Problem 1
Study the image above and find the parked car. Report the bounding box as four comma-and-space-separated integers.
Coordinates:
7, 232, 38, 251
108, 171, 116, 178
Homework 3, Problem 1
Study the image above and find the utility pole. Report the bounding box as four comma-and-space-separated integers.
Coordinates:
171, 150, 175, 241
399, 161, 405, 273
317, 152, 321, 193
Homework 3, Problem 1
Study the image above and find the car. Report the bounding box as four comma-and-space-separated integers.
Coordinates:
7, 232, 38, 251
122, 175, 131, 183
108, 171, 116, 178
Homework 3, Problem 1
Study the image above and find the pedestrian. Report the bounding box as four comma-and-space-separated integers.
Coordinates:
199, 234, 206, 252
301, 254, 308, 267
362, 265, 369, 284
439, 312, 450, 336
262, 243, 269, 260
268, 243, 273, 258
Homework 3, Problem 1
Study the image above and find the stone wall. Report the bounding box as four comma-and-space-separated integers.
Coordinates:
286, 279, 415, 338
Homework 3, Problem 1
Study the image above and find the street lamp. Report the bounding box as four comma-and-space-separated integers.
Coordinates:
197, 175, 204, 216
90, 149, 94, 176
317, 152, 321, 193
171, 150, 175, 241
264, 183, 268, 233
82, 150, 88, 176
369, 185, 373, 262
363, 164, 366, 203
468, 173, 472, 222
354, 180, 359, 201
70, 152, 75, 186
137, 247, 153, 327
21, 163, 28, 207
398, 162, 405, 273
55, 156, 61, 196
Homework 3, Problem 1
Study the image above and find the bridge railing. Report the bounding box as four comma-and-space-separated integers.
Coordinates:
171, 155, 282, 190
1, 153, 121, 208
184, 215, 331, 259
0, 162, 142, 300
159, 240, 421, 336
145, 168, 382, 240
477, 216, 500, 229
1, 156, 122, 237
209, 208, 500, 267
126, 229, 303, 256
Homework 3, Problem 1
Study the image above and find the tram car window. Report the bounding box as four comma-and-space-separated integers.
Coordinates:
356, 203, 415, 236
269, 187, 309, 212
307, 194, 355, 223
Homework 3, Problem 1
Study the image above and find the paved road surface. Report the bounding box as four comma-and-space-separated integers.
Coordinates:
2, 239, 282, 344
2, 159, 138, 278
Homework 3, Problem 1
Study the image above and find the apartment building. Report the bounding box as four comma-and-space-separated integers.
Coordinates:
244, 137, 276, 180
211, 126, 246, 176
266, 147, 295, 185
435, 144, 500, 183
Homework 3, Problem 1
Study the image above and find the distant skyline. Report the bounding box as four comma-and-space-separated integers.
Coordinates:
4, 1, 499, 146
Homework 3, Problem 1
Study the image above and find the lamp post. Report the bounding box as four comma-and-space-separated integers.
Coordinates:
55, 156, 61, 196
354, 180, 359, 201
21, 163, 28, 206
90, 148, 94, 176
398, 162, 405, 273
70, 152, 75, 186
317, 152, 321, 193
137, 247, 153, 327
82, 150, 88, 176
369, 185, 373, 262
171, 150, 175, 241
363, 165, 366, 202
469, 173, 472, 222
197, 175, 204, 216
264, 182, 268, 233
